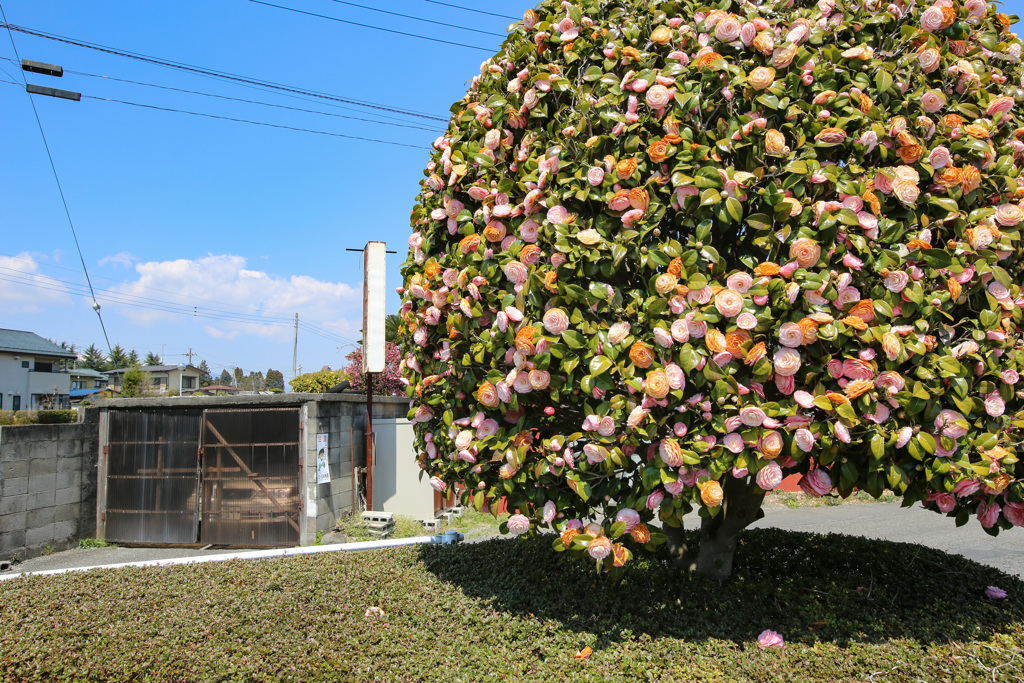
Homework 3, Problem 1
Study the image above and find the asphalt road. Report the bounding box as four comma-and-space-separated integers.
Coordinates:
753, 501, 1024, 578
3, 501, 1023, 579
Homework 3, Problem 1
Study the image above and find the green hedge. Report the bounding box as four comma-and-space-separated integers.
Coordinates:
0, 410, 77, 425
0, 529, 1021, 681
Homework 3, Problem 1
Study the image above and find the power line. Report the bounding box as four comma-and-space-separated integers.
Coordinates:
422, 0, 519, 21
0, 22, 450, 122
0, 3, 114, 355
79, 93, 429, 149
243, 0, 493, 52
0, 57, 441, 133
324, 0, 505, 37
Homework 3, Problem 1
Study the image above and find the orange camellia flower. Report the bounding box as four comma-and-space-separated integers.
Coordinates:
935, 166, 963, 188
543, 270, 559, 292
947, 278, 962, 300
612, 543, 630, 567
841, 44, 873, 60
725, 330, 751, 358
841, 316, 869, 330
754, 261, 780, 277
882, 332, 902, 361
645, 369, 670, 399
629, 187, 650, 211
458, 234, 481, 254
477, 381, 499, 407
745, 341, 767, 365
797, 318, 819, 344
515, 325, 537, 353
705, 328, 728, 354
858, 93, 873, 114
629, 342, 654, 368
616, 157, 638, 179
772, 43, 799, 68
765, 129, 788, 155
655, 273, 678, 294
848, 299, 875, 323
647, 139, 670, 163
650, 25, 672, 44
815, 128, 847, 145
621, 46, 641, 61
965, 124, 990, 139
630, 522, 651, 544
700, 480, 724, 507
748, 66, 776, 90
693, 51, 723, 69
667, 257, 683, 276
561, 527, 580, 549
844, 378, 873, 400
789, 238, 821, 267
898, 144, 923, 164
939, 5, 957, 29
483, 221, 506, 242
424, 262, 441, 279
753, 32, 774, 55
758, 430, 784, 458
961, 165, 981, 193
906, 239, 931, 251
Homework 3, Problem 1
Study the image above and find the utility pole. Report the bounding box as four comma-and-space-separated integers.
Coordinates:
291, 313, 298, 383
186, 348, 194, 365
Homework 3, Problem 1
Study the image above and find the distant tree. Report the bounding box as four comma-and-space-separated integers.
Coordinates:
218, 369, 233, 386
233, 367, 244, 388
343, 343, 404, 396
198, 361, 213, 387
144, 351, 162, 366
265, 368, 285, 391
385, 314, 402, 343
81, 344, 107, 371
248, 370, 265, 391
108, 345, 130, 370
120, 365, 145, 398
289, 369, 348, 393
128, 349, 140, 365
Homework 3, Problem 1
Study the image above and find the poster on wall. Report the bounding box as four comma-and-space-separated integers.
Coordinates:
316, 433, 331, 484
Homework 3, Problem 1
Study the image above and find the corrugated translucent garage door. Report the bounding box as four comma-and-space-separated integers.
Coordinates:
104, 409, 203, 544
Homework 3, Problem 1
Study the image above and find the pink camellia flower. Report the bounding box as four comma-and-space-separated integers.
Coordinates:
793, 390, 815, 409
429, 476, 446, 492
834, 422, 851, 444
986, 586, 1008, 600
645, 84, 672, 109
987, 95, 1015, 117
794, 428, 816, 452
503, 260, 529, 285
598, 416, 616, 437
588, 167, 605, 186
587, 535, 612, 560
775, 374, 795, 395
756, 461, 784, 491
773, 348, 802, 377
928, 145, 950, 168
935, 410, 968, 439
736, 312, 758, 330
740, 406, 767, 427
519, 219, 540, 242
615, 508, 640, 532
895, 427, 913, 449
507, 513, 530, 535
757, 630, 785, 648
544, 406, 555, 416
984, 393, 1006, 417
920, 5, 943, 32
932, 493, 956, 513
799, 469, 832, 497
727, 272, 753, 293
715, 288, 745, 317
954, 479, 980, 498
609, 321, 631, 344
1004, 502, 1024, 526
627, 406, 649, 429
476, 419, 499, 439
542, 308, 570, 335
646, 489, 665, 510
778, 322, 804, 348
978, 501, 1001, 529
724, 433, 745, 453
542, 500, 557, 524
1003, 369, 1020, 385
883, 271, 909, 293
920, 89, 945, 113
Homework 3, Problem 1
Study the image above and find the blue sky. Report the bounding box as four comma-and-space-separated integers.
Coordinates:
0, 0, 525, 382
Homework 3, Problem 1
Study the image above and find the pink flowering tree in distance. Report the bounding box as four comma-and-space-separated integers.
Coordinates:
344, 343, 406, 396
399, 0, 1024, 579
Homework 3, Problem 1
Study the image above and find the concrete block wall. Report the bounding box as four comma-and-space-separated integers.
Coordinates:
301, 396, 409, 544
0, 412, 98, 561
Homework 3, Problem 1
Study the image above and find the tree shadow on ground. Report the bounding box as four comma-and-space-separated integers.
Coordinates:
418, 528, 1024, 649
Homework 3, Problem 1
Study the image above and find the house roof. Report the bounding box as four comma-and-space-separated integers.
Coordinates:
195, 385, 239, 393
70, 367, 106, 378
106, 364, 200, 375
0, 329, 77, 358
70, 388, 109, 398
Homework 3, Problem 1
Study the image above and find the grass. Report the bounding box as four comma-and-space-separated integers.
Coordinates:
77, 538, 116, 550
765, 489, 899, 509
0, 529, 1021, 682
332, 509, 507, 542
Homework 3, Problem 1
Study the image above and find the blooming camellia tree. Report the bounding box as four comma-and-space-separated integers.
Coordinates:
399, 0, 1024, 579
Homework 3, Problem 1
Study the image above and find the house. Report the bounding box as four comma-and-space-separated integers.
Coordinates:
104, 364, 202, 396
69, 367, 111, 403
192, 384, 240, 395
0, 328, 76, 410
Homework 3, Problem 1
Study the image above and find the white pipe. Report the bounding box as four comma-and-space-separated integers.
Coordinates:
0, 533, 462, 582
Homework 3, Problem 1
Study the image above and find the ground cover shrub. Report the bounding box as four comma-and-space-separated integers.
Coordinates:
33, 410, 78, 424
0, 530, 1020, 682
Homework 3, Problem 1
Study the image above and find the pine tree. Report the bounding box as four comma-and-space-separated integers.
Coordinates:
233, 367, 244, 388
144, 351, 162, 366
128, 349, 140, 365
198, 361, 213, 387
108, 345, 130, 370
81, 344, 107, 371
218, 369, 233, 386
265, 368, 284, 391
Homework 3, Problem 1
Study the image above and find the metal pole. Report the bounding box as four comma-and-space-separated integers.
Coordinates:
365, 372, 374, 510
291, 313, 298, 384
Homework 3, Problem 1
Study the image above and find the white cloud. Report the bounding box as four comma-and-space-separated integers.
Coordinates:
0, 253, 74, 313
98, 252, 136, 268
106, 254, 361, 344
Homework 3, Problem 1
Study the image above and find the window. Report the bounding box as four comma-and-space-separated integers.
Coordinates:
154, 377, 167, 386
182, 377, 196, 389
72, 381, 82, 390
21, 361, 29, 368
94, 380, 104, 388
34, 361, 53, 373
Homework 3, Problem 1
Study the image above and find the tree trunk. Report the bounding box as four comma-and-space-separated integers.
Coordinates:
665, 477, 766, 580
